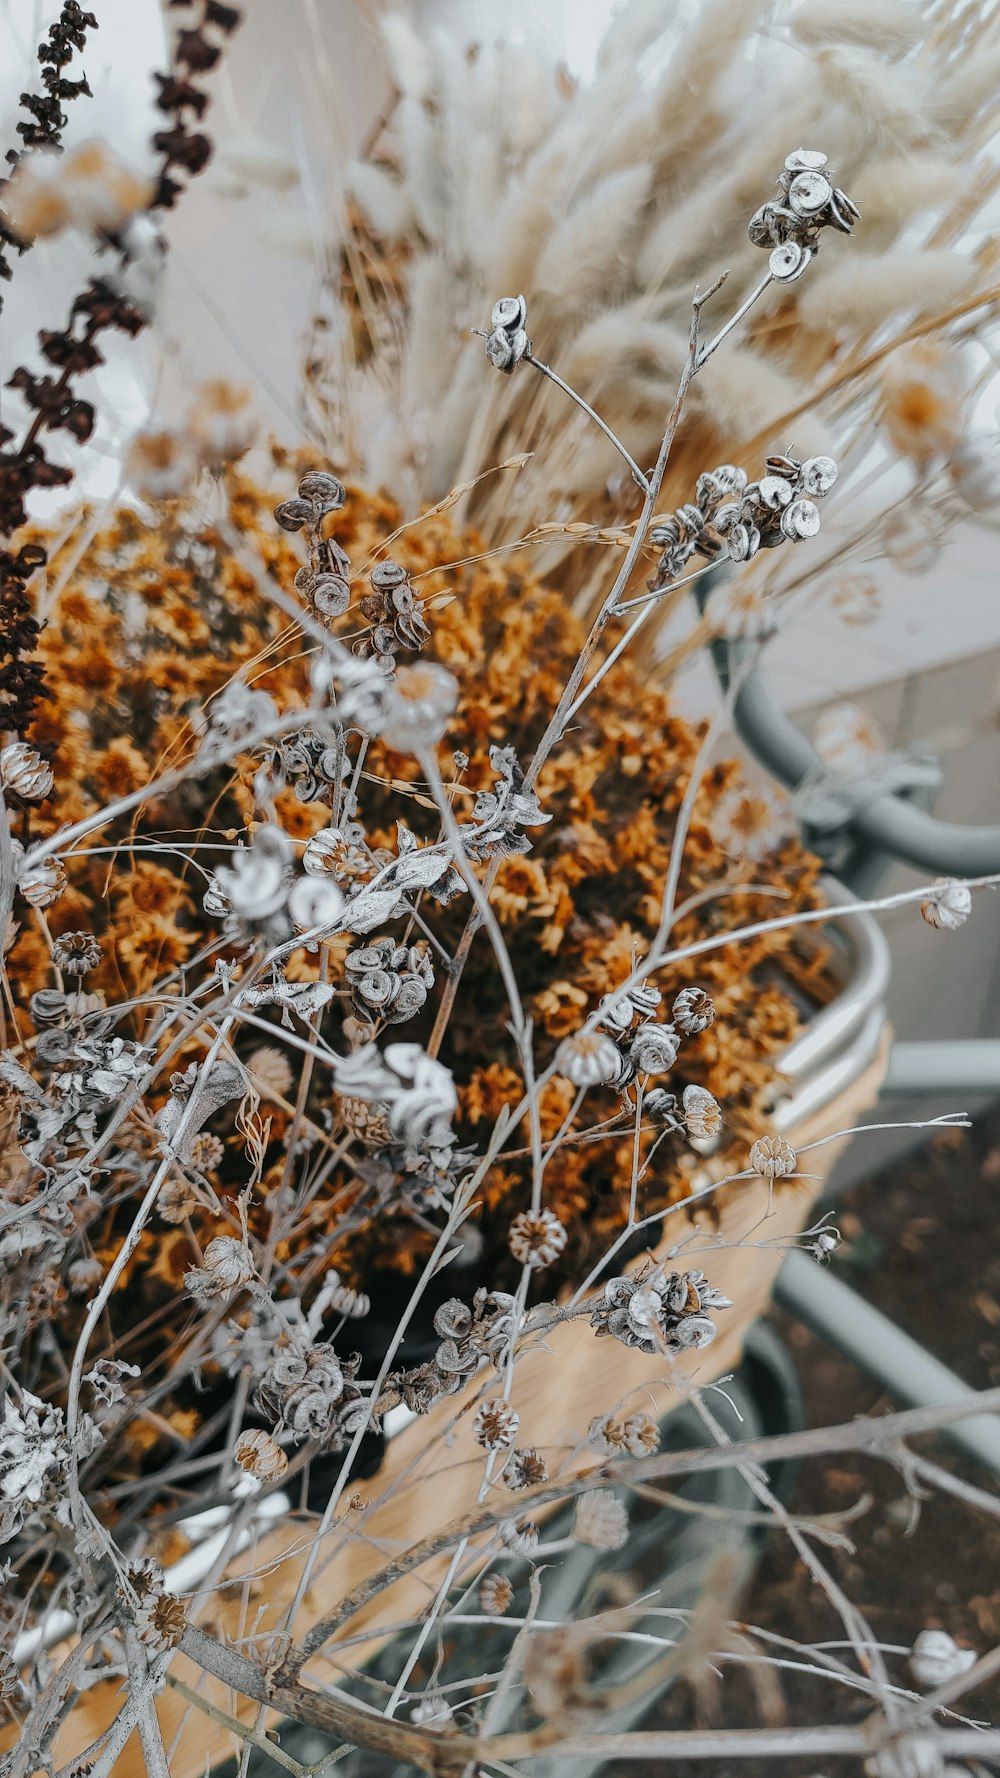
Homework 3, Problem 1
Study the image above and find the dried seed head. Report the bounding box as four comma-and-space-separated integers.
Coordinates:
748, 1133, 797, 1178
682, 1083, 723, 1141
502, 1446, 548, 1490
474, 1397, 520, 1451
135, 1590, 188, 1652
185, 1235, 255, 1299
381, 661, 458, 752
479, 1572, 514, 1616
67, 1257, 104, 1297
158, 1177, 201, 1224
882, 507, 940, 575
486, 294, 530, 372
909, 1629, 976, 1689
246, 1043, 293, 1101
499, 1514, 538, 1555
920, 878, 972, 932
16, 849, 67, 910
234, 1428, 288, 1480
508, 1207, 567, 1269
51, 931, 101, 977
629, 1022, 679, 1074
574, 1489, 630, 1550
672, 986, 715, 1035
189, 1132, 225, 1174
0, 742, 53, 801
555, 1029, 624, 1088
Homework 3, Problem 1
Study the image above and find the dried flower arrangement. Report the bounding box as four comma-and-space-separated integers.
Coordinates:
1, 5, 999, 1776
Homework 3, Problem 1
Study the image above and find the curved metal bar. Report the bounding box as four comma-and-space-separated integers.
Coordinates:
779, 877, 890, 1082
709, 631, 1000, 876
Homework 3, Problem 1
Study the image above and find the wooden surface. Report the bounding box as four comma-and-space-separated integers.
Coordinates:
14, 1039, 889, 1774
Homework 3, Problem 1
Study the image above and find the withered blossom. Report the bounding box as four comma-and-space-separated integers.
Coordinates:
909, 1629, 976, 1689
234, 1428, 288, 1480
485, 294, 530, 372
591, 1266, 732, 1356
682, 1083, 723, 1141
574, 1489, 630, 1550
51, 931, 100, 976
185, 1234, 256, 1301
502, 1446, 548, 1490
672, 986, 715, 1035
380, 660, 459, 753
508, 1207, 567, 1269
748, 149, 859, 282
748, 1133, 797, 1179
555, 1029, 625, 1088
0, 742, 53, 801
474, 1397, 520, 1451
920, 877, 972, 931
479, 1572, 514, 1616
499, 1513, 539, 1555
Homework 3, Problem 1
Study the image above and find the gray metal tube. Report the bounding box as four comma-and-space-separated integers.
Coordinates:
881, 1039, 1000, 1098
775, 1250, 1000, 1474
732, 668, 1000, 875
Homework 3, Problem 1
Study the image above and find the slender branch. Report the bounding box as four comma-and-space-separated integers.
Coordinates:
525, 352, 650, 492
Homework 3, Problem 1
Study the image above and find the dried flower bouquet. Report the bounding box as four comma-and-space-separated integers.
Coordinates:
0, 4, 999, 1775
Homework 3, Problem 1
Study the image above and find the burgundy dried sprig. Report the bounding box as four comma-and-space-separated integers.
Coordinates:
0, 0, 242, 741
0, 2, 100, 304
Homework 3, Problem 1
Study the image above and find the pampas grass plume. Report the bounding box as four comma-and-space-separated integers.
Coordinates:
815, 48, 940, 149
347, 160, 415, 238
791, 0, 923, 57
380, 11, 434, 103
798, 249, 975, 333
535, 165, 652, 307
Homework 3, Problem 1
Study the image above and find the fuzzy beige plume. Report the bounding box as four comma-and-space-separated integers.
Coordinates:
815, 48, 940, 149
695, 340, 808, 443
347, 160, 414, 239
930, 44, 1000, 135
562, 306, 688, 394
380, 12, 434, 103
651, 0, 767, 161
791, 0, 923, 56
798, 249, 976, 333
534, 165, 652, 309
850, 153, 963, 233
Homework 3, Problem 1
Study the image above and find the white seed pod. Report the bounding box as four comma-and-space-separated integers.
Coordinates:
785, 148, 829, 173
629, 1022, 680, 1074
479, 1572, 514, 1616
780, 497, 821, 540
769, 239, 812, 281
491, 294, 527, 331
555, 1029, 624, 1088
800, 454, 839, 497
920, 878, 972, 932
17, 852, 67, 909
682, 1084, 723, 1141
758, 474, 793, 510
234, 1429, 288, 1480
672, 986, 715, 1035
287, 874, 345, 933
499, 1514, 538, 1555
598, 990, 637, 1031
788, 169, 833, 214
574, 1490, 630, 1550
909, 1629, 976, 1690
508, 1207, 567, 1269
749, 1133, 797, 1178
475, 1397, 520, 1451
311, 574, 351, 620
0, 743, 53, 801
950, 436, 1000, 512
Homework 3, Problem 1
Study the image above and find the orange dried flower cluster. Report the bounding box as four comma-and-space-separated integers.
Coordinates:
10, 462, 825, 1356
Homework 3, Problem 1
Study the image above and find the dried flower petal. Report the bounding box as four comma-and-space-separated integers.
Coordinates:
920, 878, 972, 932
508, 1207, 567, 1269
574, 1489, 629, 1549
748, 1133, 797, 1178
